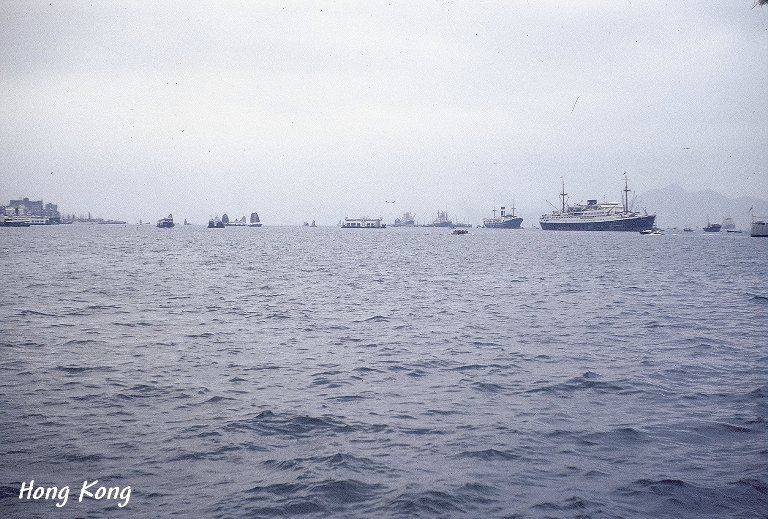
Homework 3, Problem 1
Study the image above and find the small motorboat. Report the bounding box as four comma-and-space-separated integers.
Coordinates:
452, 229, 469, 235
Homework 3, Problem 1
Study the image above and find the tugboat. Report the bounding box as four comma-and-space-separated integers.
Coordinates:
249, 212, 262, 227
539, 175, 655, 231
483, 202, 523, 229
703, 220, 721, 233
156, 214, 175, 228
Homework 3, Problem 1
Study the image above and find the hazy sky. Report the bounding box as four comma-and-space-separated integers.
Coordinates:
1, 1, 766, 224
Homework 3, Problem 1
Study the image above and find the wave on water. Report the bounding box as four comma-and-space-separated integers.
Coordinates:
1, 225, 766, 519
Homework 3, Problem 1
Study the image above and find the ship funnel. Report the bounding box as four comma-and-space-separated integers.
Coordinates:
500, 206, 506, 217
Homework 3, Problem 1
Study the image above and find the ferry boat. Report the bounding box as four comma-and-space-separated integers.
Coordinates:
722, 217, 736, 231
156, 214, 175, 228
751, 216, 768, 237
249, 212, 262, 227
539, 176, 655, 231
392, 212, 416, 227
0, 214, 31, 227
341, 216, 386, 228
483, 202, 523, 229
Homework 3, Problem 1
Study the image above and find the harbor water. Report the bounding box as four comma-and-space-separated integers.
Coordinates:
1, 225, 766, 518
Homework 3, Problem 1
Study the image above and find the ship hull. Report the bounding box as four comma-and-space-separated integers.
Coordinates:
484, 218, 523, 229
540, 214, 655, 231
751, 221, 768, 237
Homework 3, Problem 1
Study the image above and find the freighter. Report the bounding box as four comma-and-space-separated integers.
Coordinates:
392, 212, 416, 227
483, 202, 523, 229
429, 210, 453, 228
539, 176, 655, 231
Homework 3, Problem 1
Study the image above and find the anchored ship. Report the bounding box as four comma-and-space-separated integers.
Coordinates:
750, 215, 767, 237
208, 216, 225, 228
392, 212, 416, 227
703, 219, 721, 233
483, 202, 523, 229
539, 176, 655, 231
429, 210, 453, 228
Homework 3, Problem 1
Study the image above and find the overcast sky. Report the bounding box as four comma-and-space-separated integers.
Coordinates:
1, 1, 766, 224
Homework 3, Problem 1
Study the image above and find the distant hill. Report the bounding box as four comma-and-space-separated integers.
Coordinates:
635, 185, 768, 230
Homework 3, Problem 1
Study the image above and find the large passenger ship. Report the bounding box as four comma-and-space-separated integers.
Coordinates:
539, 176, 655, 231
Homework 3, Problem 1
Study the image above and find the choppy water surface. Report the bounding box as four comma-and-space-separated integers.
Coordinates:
1, 225, 766, 518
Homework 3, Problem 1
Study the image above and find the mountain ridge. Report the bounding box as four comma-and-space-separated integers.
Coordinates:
636, 184, 768, 230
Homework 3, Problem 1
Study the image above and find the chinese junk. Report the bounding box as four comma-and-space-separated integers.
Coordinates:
539, 176, 655, 231
249, 212, 262, 227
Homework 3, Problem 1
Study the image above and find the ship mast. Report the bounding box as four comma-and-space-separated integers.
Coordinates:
560, 178, 567, 213
623, 173, 630, 214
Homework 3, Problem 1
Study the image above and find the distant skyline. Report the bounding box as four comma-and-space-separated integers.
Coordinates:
1, 1, 766, 225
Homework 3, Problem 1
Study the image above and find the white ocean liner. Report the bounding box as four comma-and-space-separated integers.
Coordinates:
539, 176, 655, 231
